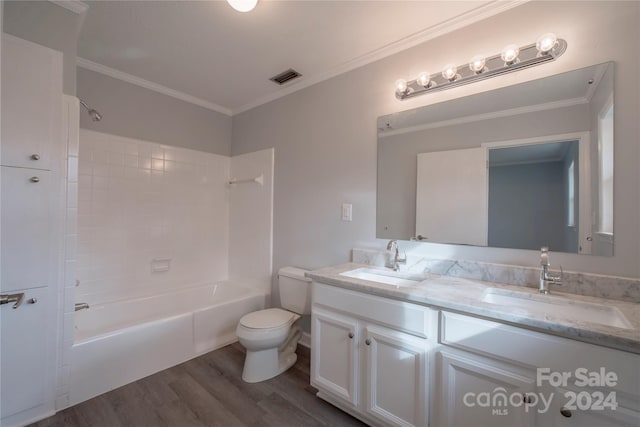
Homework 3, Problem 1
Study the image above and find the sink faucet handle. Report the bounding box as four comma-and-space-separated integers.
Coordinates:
540, 246, 550, 266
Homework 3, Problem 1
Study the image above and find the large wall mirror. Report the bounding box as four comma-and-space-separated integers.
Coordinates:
377, 62, 614, 256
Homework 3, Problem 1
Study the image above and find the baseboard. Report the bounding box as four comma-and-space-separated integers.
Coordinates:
299, 331, 311, 348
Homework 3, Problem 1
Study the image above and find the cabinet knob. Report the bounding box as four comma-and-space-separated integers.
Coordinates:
560, 407, 572, 418
365, 339, 371, 346
30, 176, 40, 183
31, 154, 41, 160
348, 332, 354, 339
28, 298, 38, 304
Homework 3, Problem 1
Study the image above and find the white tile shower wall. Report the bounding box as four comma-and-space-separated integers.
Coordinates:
77, 130, 230, 304
56, 96, 79, 411
229, 148, 274, 296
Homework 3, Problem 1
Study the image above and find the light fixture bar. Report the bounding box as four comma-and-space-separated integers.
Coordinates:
396, 38, 567, 100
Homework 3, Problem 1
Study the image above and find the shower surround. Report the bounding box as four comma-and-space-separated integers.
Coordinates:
67, 129, 274, 407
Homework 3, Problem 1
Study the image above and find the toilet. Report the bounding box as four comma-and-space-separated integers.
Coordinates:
236, 267, 312, 383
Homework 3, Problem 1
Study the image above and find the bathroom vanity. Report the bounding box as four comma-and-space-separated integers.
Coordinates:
307, 264, 640, 427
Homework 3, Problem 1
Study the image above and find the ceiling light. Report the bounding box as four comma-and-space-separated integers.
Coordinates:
227, 0, 258, 13
394, 33, 567, 100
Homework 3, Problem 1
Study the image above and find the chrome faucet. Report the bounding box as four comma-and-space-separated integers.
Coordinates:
75, 302, 90, 312
386, 240, 407, 271
539, 246, 562, 294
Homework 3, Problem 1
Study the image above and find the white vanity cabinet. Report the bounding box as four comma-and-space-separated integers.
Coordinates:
435, 311, 640, 427
311, 282, 435, 427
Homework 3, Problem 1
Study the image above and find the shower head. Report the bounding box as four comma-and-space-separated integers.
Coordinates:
88, 109, 102, 122
79, 99, 102, 122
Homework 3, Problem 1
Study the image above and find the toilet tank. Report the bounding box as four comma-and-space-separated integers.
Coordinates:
278, 267, 312, 315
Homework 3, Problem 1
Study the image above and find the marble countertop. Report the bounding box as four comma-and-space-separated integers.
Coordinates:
307, 263, 640, 355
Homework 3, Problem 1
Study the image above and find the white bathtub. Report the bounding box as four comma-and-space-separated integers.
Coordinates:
69, 282, 266, 407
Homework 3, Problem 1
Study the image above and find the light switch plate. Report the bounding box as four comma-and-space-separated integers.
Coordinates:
341, 203, 352, 221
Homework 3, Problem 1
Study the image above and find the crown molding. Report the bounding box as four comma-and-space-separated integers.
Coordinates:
77, 58, 232, 116
48, 0, 89, 15
232, 0, 529, 115
75, 0, 527, 117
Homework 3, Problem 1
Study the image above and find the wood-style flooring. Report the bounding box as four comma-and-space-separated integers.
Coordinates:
31, 343, 366, 427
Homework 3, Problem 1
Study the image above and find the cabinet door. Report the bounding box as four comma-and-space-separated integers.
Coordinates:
1, 287, 49, 419
363, 324, 428, 427
435, 351, 537, 427
1, 34, 62, 170
1, 167, 55, 293
311, 307, 359, 406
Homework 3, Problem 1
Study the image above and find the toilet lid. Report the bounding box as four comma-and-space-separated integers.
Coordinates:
240, 308, 295, 329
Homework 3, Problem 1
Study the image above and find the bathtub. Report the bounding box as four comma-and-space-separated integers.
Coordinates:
69, 282, 266, 407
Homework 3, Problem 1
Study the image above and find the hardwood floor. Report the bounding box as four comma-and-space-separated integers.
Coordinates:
32, 343, 366, 427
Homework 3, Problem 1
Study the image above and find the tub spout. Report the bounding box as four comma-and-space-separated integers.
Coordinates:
75, 302, 90, 311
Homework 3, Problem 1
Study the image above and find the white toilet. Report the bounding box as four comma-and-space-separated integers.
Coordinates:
236, 267, 312, 383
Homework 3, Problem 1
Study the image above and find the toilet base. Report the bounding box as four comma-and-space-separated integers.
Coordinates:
241, 347, 298, 383
240, 325, 302, 383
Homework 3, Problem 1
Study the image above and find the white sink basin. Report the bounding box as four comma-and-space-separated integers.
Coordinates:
340, 268, 421, 287
481, 288, 633, 329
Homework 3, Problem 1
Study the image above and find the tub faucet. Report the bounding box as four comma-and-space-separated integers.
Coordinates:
75, 302, 90, 312
539, 246, 562, 294
386, 240, 406, 271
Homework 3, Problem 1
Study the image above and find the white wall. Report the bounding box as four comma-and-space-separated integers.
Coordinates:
229, 148, 274, 296
76, 130, 230, 304
232, 1, 640, 279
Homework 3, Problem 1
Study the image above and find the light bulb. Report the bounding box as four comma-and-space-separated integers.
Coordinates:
442, 64, 458, 81
501, 44, 520, 64
416, 72, 431, 88
227, 0, 258, 12
536, 33, 558, 54
395, 79, 408, 95
469, 55, 486, 73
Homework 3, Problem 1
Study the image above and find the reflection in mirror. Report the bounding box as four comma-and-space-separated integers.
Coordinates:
377, 62, 614, 256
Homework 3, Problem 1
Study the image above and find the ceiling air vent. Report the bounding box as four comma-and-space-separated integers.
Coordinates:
270, 68, 302, 85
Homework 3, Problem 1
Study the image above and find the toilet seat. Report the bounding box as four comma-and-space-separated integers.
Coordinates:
239, 308, 297, 330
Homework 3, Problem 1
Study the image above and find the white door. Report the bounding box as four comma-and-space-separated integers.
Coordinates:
435, 351, 537, 427
311, 308, 359, 406
0, 287, 49, 419
416, 147, 488, 246
1, 34, 62, 170
363, 324, 428, 427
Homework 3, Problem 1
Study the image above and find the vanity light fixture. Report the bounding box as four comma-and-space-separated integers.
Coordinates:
395, 33, 567, 100
469, 55, 486, 74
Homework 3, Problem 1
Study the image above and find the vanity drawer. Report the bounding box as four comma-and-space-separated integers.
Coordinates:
312, 281, 433, 338
440, 311, 640, 400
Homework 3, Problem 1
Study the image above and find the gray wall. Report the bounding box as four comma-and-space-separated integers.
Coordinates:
232, 1, 640, 281
3, 0, 81, 95
77, 68, 232, 155
488, 162, 566, 251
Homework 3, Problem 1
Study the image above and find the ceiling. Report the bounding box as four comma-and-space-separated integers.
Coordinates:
77, 0, 521, 116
